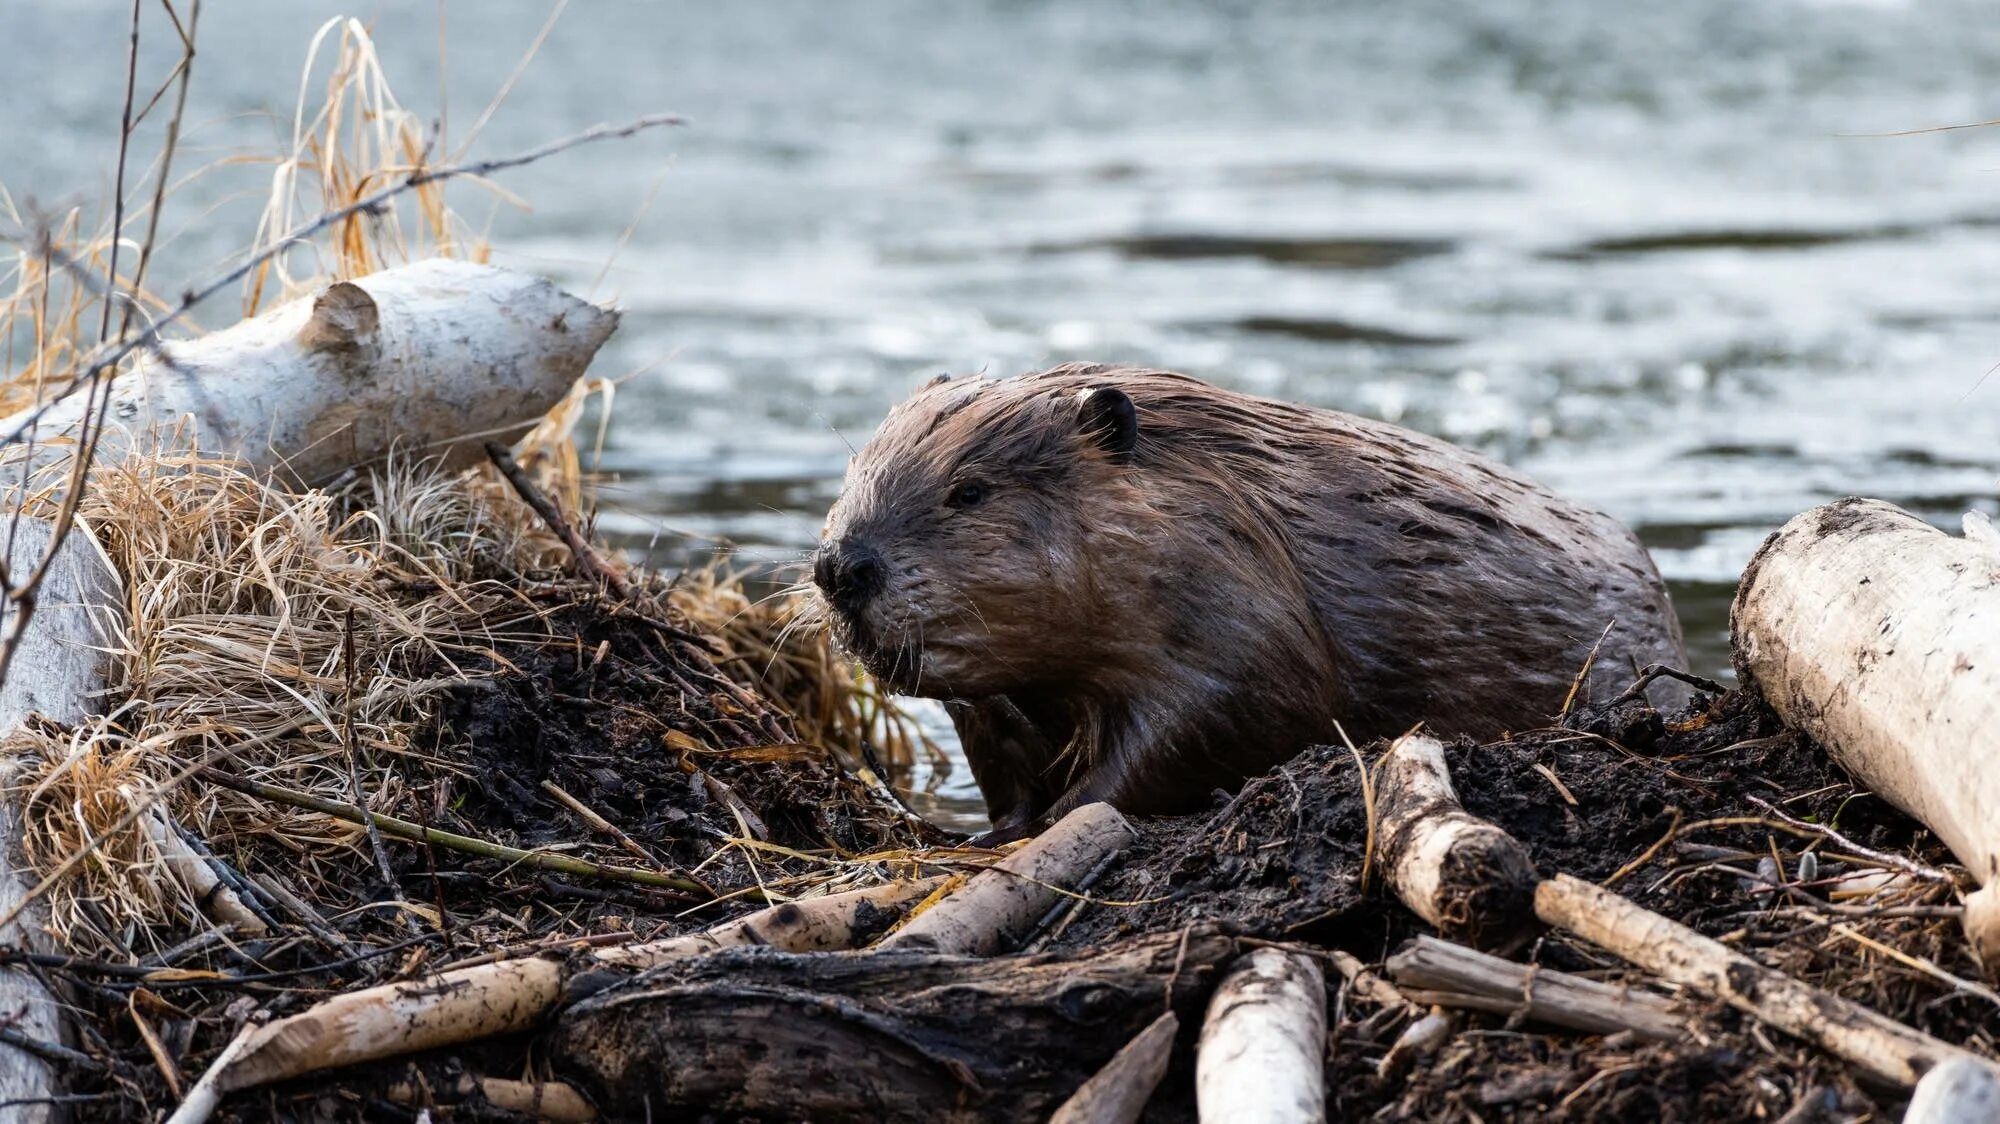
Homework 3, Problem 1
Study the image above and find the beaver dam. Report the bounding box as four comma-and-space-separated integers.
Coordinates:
6, 17, 2000, 1123
3, 430, 1997, 1123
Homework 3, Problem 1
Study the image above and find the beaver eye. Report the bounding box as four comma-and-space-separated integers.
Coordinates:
948, 481, 987, 508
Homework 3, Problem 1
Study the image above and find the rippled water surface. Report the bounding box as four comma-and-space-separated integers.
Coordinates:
10, 0, 2000, 823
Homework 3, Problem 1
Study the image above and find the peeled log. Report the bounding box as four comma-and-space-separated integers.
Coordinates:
0, 519, 124, 1122
3, 258, 618, 484
878, 802, 1136, 956
180, 878, 941, 1100
1049, 1010, 1179, 1124
1731, 498, 2000, 962
1195, 948, 1328, 1124
1376, 733, 1540, 953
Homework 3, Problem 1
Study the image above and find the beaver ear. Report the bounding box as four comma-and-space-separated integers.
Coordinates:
1077, 386, 1138, 464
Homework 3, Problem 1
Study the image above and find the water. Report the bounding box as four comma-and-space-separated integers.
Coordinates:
9, 0, 2000, 824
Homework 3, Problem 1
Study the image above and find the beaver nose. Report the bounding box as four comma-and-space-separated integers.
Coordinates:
814, 539, 886, 610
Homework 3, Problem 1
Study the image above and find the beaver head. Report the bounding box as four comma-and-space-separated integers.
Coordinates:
812, 372, 1146, 699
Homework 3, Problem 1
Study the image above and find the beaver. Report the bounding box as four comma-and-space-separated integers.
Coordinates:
812, 363, 1685, 841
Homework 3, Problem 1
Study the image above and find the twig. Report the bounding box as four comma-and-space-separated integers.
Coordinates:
1604, 807, 1682, 888
1744, 796, 1955, 886
1559, 619, 1618, 720
484, 441, 630, 599
1609, 663, 1728, 708
197, 767, 721, 898
539, 780, 660, 867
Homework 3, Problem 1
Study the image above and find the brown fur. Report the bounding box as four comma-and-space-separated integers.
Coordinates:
814, 364, 1685, 839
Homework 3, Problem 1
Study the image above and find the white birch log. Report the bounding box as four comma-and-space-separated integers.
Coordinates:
1195, 948, 1327, 1124
1904, 1054, 2000, 1124
1730, 498, 2000, 964
3, 258, 618, 484
1376, 733, 1539, 953
1536, 873, 1999, 1089
0, 518, 124, 1123
877, 801, 1137, 956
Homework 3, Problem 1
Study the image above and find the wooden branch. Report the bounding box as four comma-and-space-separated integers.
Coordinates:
878, 802, 1137, 955
556, 927, 1234, 1123
593, 878, 945, 968
487, 443, 631, 600
171, 878, 940, 1109
1385, 935, 1685, 1040
1535, 873, 2000, 1089
195, 767, 713, 897
1049, 1010, 1179, 1124
1376, 733, 1540, 952
2, 259, 618, 485
1730, 498, 2000, 964
1195, 948, 1328, 1124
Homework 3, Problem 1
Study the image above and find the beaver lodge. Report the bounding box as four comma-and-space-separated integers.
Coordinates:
4, 16, 2000, 1124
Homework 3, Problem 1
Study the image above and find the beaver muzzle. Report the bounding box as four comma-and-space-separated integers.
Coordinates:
813, 536, 886, 616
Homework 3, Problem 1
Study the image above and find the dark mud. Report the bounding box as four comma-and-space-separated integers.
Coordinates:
1041, 688, 1971, 1121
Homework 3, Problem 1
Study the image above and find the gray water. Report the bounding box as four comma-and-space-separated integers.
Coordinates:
9, 0, 2000, 821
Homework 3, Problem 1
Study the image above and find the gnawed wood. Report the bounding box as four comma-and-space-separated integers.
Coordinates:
1536, 873, 1999, 1089
1195, 947, 1328, 1124
174, 878, 941, 1103
387, 1075, 598, 1123
556, 928, 1234, 1123
3, 259, 618, 485
1385, 935, 1685, 1040
1049, 1010, 1179, 1124
1375, 733, 1539, 952
1730, 498, 2000, 964
594, 877, 943, 968
878, 801, 1136, 955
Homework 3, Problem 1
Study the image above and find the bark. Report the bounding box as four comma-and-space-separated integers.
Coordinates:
1048, 1010, 1179, 1124
1536, 873, 1999, 1089
1375, 733, 1540, 952
1194, 948, 1328, 1124
555, 927, 1234, 1123
1730, 498, 2000, 963
3, 259, 618, 484
1385, 935, 1685, 1040
0, 519, 123, 1123
878, 801, 1137, 955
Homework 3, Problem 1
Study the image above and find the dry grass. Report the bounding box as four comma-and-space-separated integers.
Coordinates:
0, 13, 927, 971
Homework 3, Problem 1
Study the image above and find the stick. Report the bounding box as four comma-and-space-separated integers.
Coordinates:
1535, 873, 1998, 1088
196, 768, 714, 897
1375, 733, 1540, 952
167, 878, 940, 1106
1195, 947, 1327, 1124
1049, 1010, 1178, 1124
487, 442, 630, 600
1385, 935, 1684, 1040
387, 1075, 597, 1123
593, 878, 944, 968
164, 1019, 258, 1124
877, 802, 1137, 955
140, 810, 269, 936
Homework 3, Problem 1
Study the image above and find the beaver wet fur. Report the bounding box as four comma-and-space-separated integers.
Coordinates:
813, 363, 1685, 841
